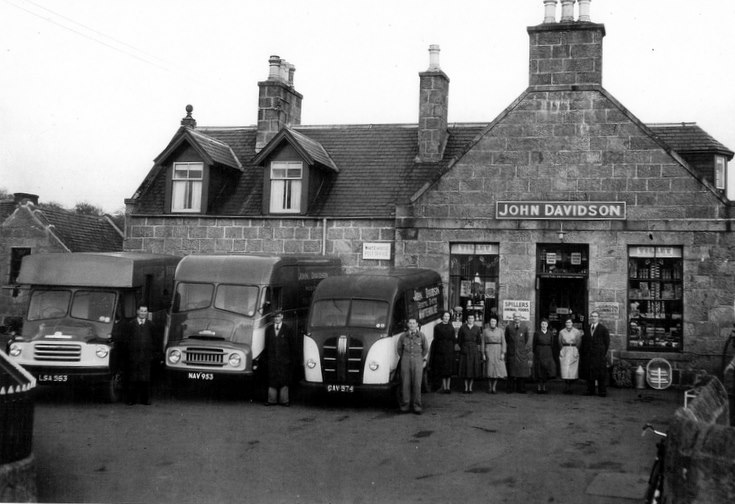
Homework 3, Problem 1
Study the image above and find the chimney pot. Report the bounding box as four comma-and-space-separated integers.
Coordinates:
578, 0, 591, 22
287, 64, 296, 86
268, 55, 282, 80
560, 0, 575, 22
428, 44, 441, 70
543, 0, 558, 23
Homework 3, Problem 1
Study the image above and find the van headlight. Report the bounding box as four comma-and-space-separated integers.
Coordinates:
8, 343, 21, 357
228, 353, 241, 367
306, 359, 317, 369
368, 361, 379, 371
95, 346, 109, 358
168, 349, 182, 364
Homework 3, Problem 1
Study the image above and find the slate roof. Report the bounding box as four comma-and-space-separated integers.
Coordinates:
648, 123, 734, 159
131, 116, 733, 218
133, 123, 486, 218
0, 200, 15, 222
30, 206, 124, 252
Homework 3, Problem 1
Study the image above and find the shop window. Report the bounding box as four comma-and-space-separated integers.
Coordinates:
449, 243, 499, 324
628, 246, 683, 352
172, 162, 203, 212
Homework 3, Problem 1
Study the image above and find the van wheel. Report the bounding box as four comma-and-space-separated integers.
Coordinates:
99, 372, 123, 403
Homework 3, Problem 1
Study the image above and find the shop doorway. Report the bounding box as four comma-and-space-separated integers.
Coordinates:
535, 243, 589, 333
537, 277, 588, 333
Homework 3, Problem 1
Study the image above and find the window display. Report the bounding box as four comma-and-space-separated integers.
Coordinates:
628, 246, 683, 352
449, 244, 499, 324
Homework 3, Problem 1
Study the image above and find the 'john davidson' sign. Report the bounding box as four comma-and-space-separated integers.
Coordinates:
496, 201, 626, 220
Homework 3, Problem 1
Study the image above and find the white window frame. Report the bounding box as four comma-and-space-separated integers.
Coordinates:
269, 161, 303, 213
715, 155, 726, 190
171, 162, 203, 213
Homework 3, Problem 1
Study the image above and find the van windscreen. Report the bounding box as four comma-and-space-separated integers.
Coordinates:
311, 299, 389, 329
173, 282, 213, 312
27, 290, 71, 320
214, 284, 259, 317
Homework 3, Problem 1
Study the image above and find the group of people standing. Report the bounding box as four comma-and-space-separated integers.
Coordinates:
428, 310, 610, 397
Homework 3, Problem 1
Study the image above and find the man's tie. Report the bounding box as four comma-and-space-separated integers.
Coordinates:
591, 324, 596, 333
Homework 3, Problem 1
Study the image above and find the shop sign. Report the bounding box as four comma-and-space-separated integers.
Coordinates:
593, 302, 620, 319
362, 242, 391, 260
502, 300, 531, 321
496, 201, 626, 220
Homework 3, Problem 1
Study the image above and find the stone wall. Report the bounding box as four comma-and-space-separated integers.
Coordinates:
666, 378, 735, 504
124, 215, 395, 271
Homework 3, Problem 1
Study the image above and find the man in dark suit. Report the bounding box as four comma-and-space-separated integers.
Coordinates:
123, 305, 155, 405
505, 313, 531, 393
264, 311, 296, 406
582, 311, 610, 397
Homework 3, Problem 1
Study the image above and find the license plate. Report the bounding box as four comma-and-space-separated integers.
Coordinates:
38, 374, 68, 383
326, 384, 354, 393
187, 372, 214, 381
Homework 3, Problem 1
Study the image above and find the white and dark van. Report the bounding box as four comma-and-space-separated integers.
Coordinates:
302, 268, 443, 395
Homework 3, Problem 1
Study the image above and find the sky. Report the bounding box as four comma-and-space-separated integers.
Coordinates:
2, 0, 735, 214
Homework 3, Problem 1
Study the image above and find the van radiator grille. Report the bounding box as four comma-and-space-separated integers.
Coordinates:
33, 343, 82, 362
322, 336, 363, 383
184, 348, 225, 367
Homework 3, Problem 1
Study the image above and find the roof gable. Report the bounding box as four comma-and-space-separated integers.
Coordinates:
154, 127, 243, 171
252, 127, 338, 172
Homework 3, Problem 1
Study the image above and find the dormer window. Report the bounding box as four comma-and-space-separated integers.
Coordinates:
269, 161, 303, 213
715, 155, 726, 190
172, 162, 203, 212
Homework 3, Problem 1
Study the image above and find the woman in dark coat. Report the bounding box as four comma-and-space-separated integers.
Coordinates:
457, 314, 483, 393
431, 311, 456, 394
533, 318, 557, 394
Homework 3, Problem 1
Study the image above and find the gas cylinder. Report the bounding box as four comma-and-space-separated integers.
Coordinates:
635, 365, 646, 389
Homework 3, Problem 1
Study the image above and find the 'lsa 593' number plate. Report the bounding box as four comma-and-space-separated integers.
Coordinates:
38, 374, 68, 383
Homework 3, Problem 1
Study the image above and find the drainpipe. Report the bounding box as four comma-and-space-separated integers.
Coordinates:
322, 217, 328, 256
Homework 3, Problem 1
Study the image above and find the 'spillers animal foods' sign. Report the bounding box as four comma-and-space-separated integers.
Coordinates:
496, 201, 626, 220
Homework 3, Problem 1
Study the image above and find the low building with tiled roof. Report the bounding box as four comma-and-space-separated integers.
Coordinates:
125, 1, 735, 375
0, 195, 123, 320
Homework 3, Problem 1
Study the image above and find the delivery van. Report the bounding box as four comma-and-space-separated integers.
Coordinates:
302, 268, 444, 395
164, 254, 341, 392
6, 252, 181, 402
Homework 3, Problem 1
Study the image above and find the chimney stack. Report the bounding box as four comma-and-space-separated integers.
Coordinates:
528, 0, 605, 88
256, 55, 303, 152
13, 193, 39, 206
417, 44, 449, 163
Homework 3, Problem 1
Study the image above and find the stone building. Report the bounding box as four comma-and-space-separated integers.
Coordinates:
0, 193, 123, 322
125, 0, 734, 375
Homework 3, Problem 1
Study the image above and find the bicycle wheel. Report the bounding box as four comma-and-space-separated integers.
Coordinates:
645, 458, 664, 504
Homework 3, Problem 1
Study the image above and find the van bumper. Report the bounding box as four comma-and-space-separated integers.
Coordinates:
23, 365, 113, 385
